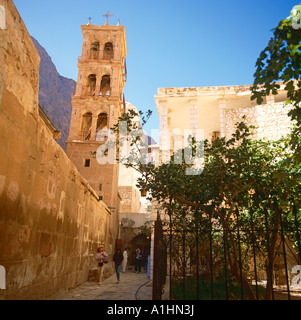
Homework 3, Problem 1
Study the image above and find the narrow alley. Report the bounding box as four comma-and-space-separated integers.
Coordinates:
54, 269, 152, 301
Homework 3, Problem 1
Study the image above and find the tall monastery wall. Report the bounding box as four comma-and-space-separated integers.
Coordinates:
0, 0, 117, 300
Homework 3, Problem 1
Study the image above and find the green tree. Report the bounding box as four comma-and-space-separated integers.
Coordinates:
251, 3, 301, 160
110, 107, 301, 300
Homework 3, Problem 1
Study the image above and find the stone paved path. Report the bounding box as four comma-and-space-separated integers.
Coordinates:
55, 270, 152, 300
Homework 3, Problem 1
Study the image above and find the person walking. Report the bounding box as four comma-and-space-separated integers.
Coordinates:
122, 247, 129, 273
113, 248, 123, 284
147, 254, 151, 278
95, 245, 108, 285
134, 248, 143, 274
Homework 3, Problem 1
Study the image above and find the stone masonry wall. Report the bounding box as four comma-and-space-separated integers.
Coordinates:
0, 0, 116, 300
225, 102, 293, 141
119, 186, 141, 214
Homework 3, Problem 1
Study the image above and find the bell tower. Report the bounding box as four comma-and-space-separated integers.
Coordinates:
66, 17, 127, 213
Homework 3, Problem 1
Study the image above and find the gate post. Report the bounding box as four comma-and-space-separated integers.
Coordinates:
152, 211, 163, 300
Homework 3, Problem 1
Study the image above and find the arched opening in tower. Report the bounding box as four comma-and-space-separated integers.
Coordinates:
96, 113, 108, 141
103, 42, 114, 60
100, 75, 111, 97
86, 74, 97, 96
81, 112, 92, 140
90, 41, 100, 59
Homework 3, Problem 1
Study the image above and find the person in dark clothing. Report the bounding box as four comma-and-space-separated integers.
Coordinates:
134, 248, 143, 273
112, 248, 123, 283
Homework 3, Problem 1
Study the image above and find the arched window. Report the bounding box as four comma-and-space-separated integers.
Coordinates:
103, 42, 114, 60
90, 41, 100, 59
81, 112, 92, 140
86, 74, 97, 96
97, 113, 108, 131
100, 75, 111, 97
96, 113, 108, 141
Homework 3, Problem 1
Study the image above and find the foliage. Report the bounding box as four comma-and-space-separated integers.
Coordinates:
171, 278, 266, 300
112, 107, 301, 299
251, 3, 301, 160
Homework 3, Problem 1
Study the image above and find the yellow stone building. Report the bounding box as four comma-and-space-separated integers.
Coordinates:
155, 84, 293, 152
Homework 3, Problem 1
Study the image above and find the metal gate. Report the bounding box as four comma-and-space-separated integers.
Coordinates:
152, 205, 301, 300
152, 212, 167, 300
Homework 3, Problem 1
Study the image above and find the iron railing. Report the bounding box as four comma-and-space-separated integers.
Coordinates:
152, 206, 301, 300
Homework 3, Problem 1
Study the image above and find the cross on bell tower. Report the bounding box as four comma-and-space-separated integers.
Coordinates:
103, 11, 113, 25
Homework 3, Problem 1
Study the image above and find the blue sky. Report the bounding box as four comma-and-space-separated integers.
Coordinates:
13, 0, 298, 141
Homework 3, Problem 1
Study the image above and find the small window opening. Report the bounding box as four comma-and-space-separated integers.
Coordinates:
84, 159, 91, 167
211, 131, 220, 143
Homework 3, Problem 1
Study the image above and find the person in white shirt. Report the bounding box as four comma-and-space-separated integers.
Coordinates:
122, 247, 129, 273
